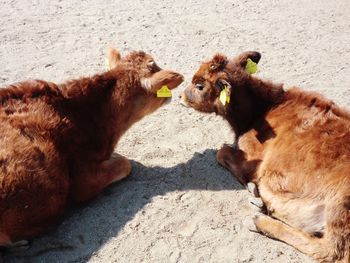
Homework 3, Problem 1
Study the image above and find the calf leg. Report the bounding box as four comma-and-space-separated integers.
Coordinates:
71, 153, 132, 203
253, 215, 342, 262
216, 144, 260, 185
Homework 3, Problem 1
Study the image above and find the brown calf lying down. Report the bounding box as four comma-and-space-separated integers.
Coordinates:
0, 47, 183, 249
181, 52, 350, 262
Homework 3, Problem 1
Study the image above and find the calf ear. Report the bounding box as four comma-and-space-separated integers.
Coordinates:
215, 79, 232, 105
215, 79, 231, 92
234, 51, 261, 69
209, 54, 228, 73
106, 47, 122, 69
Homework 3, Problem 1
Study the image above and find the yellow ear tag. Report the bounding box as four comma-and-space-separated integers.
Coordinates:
219, 86, 230, 106
245, 58, 258, 74
105, 58, 111, 70
156, 85, 172, 98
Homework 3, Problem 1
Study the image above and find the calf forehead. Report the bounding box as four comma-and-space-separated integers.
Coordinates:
192, 63, 210, 82
126, 51, 152, 63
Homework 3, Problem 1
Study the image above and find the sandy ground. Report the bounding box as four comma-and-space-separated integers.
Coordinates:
1, 0, 350, 262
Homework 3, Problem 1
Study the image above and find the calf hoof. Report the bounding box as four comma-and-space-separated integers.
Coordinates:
243, 215, 259, 232
247, 182, 260, 197
249, 197, 264, 210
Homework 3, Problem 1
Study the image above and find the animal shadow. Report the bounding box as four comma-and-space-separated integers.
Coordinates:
5, 149, 243, 262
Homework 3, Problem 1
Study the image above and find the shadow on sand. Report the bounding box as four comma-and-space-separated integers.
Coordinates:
6, 149, 244, 262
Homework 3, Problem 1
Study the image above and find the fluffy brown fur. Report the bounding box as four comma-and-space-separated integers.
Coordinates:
181, 52, 350, 262
0, 47, 183, 248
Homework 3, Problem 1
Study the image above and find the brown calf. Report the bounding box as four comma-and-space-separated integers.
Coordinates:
0, 47, 183, 249
181, 52, 350, 262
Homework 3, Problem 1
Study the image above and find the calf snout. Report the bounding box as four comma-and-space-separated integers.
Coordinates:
179, 90, 191, 107
160, 70, 184, 90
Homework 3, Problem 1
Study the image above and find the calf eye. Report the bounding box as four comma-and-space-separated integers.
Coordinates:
148, 60, 155, 66
195, 83, 204, 90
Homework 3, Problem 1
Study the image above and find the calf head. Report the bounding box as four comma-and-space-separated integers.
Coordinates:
107, 47, 184, 120
181, 51, 261, 115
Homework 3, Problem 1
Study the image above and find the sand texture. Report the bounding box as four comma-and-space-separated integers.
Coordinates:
1, 0, 350, 262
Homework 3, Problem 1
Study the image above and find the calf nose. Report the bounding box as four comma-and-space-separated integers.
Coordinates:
179, 92, 189, 107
